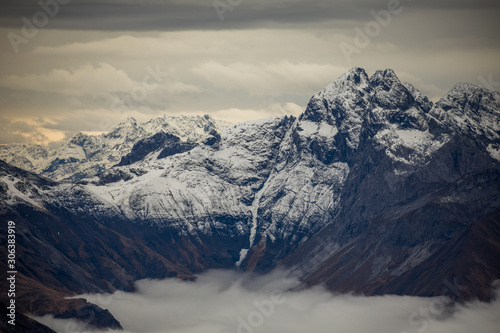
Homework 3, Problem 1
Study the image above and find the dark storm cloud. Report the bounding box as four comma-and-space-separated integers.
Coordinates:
1, 0, 499, 145
0, 0, 353, 31
2, 0, 499, 31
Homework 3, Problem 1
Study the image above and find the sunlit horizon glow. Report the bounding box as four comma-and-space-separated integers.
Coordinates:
0, 0, 499, 144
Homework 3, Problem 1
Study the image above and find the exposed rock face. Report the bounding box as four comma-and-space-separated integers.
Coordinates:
0, 68, 499, 329
0, 160, 194, 329
0, 115, 230, 181
279, 69, 500, 300
0, 302, 57, 333
117, 131, 197, 166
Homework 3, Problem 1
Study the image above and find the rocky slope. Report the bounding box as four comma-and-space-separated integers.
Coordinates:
0, 160, 195, 329
0, 68, 499, 329
0, 115, 230, 182
279, 69, 500, 300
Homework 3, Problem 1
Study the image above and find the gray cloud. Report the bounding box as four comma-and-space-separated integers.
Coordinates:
0, 0, 368, 31
33, 270, 500, 333
0, 0, 499, 145
1, 0, 499, 31
0, 117, 49, 144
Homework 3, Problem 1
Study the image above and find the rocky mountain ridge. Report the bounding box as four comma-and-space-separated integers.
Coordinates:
1, 67, 499, 330
0, 114, 231, 182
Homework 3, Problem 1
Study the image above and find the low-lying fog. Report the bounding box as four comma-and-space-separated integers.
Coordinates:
34, 270, 500, 333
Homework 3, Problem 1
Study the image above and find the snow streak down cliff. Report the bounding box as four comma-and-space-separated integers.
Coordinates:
1, 68, 499, 312
280, 69, 500, 300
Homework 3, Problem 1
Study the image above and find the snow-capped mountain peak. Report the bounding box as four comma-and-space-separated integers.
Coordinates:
0, 114, 231, 181
121, 116, 138, 125
431, 82, 500, 142
1, 68, 499, 327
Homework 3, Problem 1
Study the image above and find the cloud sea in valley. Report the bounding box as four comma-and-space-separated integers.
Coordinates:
34, 270, 500, 333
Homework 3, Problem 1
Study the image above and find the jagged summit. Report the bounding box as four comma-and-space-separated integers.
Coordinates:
431, 81, 500, 143
310, 67, 369, 102
301, 68, 434, 156
370, 68, 398, 83
314, 68, 411, 102
304, 67, 427, 120
119, 116, 138, 126
435, 81, 499, 118
0, 114, 230, 181
449, 81, 489, 94
1, 69, 499, 327
336, 67, 369, 86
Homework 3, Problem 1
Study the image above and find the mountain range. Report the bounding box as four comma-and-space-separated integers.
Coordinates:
1, 67, 499, 331
0, 114, 230, 182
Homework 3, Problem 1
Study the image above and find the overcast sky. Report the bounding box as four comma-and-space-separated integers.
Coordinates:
0, 0, 499, 144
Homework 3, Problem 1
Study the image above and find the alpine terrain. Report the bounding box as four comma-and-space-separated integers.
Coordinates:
0, 114, 231, 182
1, 68, 499, 331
